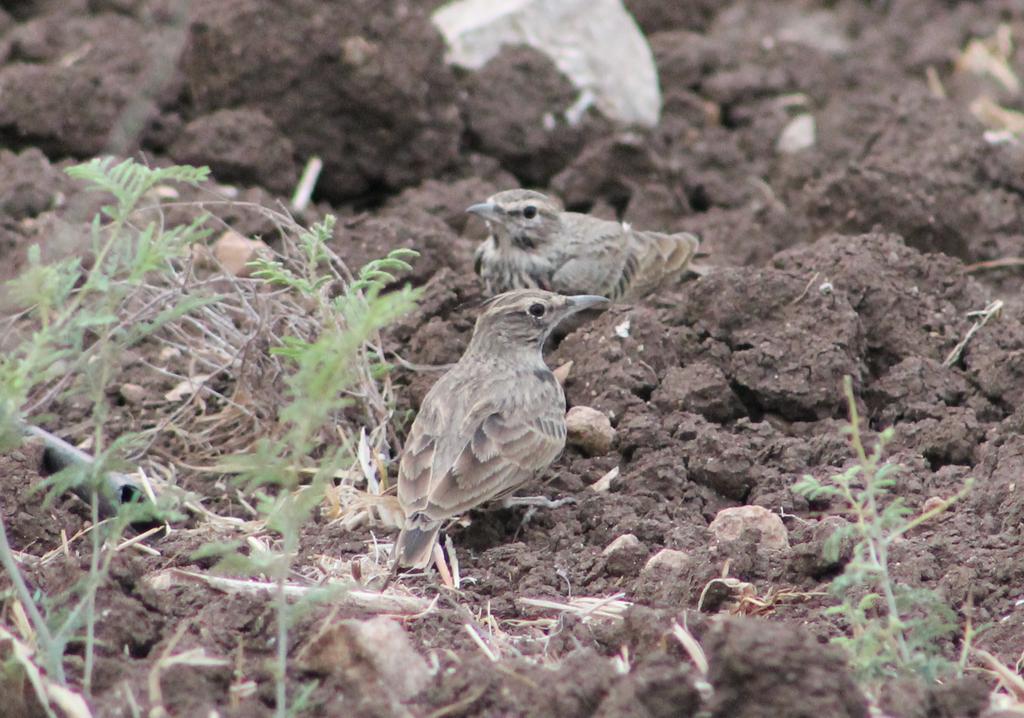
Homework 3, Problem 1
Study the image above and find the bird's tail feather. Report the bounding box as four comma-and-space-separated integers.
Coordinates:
394, 521, 443, 569
629, 231, 701, 298
663, 232, 700, 272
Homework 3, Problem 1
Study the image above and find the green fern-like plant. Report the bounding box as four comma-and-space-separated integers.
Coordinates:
65, 156, 209, 224
0, 157, 208, 694
199, 222, 419, 718
794, 376, 972, 692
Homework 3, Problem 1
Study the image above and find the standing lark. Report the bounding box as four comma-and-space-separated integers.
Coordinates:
394, 289, 608, 569
470, 189, 700, 301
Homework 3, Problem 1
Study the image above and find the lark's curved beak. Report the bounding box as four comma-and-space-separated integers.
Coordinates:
466, 202, 501, 222
566, 295, 610, 313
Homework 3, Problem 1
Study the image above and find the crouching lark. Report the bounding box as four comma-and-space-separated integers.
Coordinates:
470, 189, 700, 301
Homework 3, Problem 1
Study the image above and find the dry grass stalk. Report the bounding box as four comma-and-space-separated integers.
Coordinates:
590, 465, 620, 492
965, 257, 1024, 273
943, 299, 1004, 367
672, 621, 708, 676
672, 620, 715, 701
290, 156, 323, 213
147, 621, 230, 718
0, 624, 92, 718
517, 594, 632, 622
697, 574, 824, 616
463, 622, 500, 662
977, 649, 1024, 703
956, 24, 1020, 95
142, 568, 432, 614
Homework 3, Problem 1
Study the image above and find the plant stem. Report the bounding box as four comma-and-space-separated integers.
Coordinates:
275, 571, 288, 718
843, 376, 911, 666
83, 488, 101, 696
842, 377, 869, 466
0, 516, 64, 684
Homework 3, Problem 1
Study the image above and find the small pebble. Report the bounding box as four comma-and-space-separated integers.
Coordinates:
708, 505, 789, 549
566, 405, 615, 456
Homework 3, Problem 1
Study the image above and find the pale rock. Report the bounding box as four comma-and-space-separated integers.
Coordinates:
776, 113, 816, 154
211, 230, 270, 277
566, 405, 615, 456
919, 495, 955, 524
708, 505, 789, 549
432, 0, 661, 126
296, 616, 428, 701
641, 548, 689, 576
118, 383, 147, 405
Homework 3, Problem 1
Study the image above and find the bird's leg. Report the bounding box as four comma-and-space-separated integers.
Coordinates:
377, 556, 401, 592
503, 495, 578, 542
501, 495, 577, 509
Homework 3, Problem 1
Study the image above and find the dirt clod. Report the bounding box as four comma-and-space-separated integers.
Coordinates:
706, 618, 868, 718
182, 0, 463, 201
297, 616, 429, 701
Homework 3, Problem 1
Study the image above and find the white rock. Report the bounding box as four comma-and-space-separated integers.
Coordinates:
614, 317, 631, 338
566, 405, 615, 456
602, 533, 640, 556
641, 548, 689, 576
776, 113, 816, 154
432, 0, 661, 127
708, 505, 789, 549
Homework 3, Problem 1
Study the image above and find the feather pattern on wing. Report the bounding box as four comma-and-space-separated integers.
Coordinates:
549, 214, 699, 301
397, 367, 566, 523
472, 190, 701, 300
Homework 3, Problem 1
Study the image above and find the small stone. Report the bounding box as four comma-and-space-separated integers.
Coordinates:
211, 230, 270, 277
641, 547, 689, 577
118, 383, 147, 405
776, 113, 816, 154
602, 533, 646, 576
566, 405, 615, 456
341, 36, 379, 66
296, 617, 428, 701
708, 505, 789, 550
920, 495, 956, 524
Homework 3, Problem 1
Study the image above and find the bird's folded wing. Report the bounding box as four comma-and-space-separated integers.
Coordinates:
399, 394, 566, 520
628, 230, 700, 298
552, 222, 633, 299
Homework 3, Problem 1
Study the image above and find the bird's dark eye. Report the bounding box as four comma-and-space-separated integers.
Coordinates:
523, 205, 538, 219
528, 302, 546, 317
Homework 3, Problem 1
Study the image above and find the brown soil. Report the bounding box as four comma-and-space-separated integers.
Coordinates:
2, 1, 1023, 716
